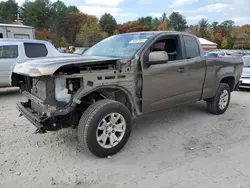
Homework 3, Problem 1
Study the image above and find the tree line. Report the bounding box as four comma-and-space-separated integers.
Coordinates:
1, 0, 249, 49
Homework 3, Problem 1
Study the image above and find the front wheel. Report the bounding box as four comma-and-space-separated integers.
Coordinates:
206, 83, 231, 115
77, 99, 132, 158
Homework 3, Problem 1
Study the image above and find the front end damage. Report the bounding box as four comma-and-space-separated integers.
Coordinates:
12, 56, 142, 133
15, 75, 84, 133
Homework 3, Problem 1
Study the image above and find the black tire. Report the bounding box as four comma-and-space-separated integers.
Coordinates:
77, 99, 132, 158
206, 83, 231, 115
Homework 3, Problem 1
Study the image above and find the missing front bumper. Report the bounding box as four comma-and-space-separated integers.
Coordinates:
17, 100, 72, 132
17, 101, 49, 132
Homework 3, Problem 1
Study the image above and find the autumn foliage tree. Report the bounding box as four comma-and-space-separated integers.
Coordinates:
232, 25, 250, 49
210, 32, 223, 48
116, 21, 150, 34
157, 23, 168, 31
188, 25, 200, 36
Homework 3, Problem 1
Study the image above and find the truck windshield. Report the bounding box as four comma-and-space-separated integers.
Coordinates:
243, 56, 250, 67
84, 33, 154, 58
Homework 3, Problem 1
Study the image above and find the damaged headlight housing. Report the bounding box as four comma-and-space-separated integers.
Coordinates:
28, 68, 42, 77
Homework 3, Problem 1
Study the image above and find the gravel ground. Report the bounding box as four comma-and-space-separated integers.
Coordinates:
0, 87, 250, 188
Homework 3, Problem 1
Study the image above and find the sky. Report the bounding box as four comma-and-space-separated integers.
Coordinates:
5, 0, 250, 25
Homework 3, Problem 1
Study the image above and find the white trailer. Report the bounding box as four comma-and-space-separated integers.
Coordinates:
0, 23, 35, 39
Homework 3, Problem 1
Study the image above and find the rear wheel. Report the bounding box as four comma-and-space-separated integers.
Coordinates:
206, 83, 231, 115
77, 99, 132, 158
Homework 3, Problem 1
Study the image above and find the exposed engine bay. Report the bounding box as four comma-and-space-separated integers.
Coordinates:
12, 57, 142, 133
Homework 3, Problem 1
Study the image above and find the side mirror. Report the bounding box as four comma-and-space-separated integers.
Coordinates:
149, 51, 169, 65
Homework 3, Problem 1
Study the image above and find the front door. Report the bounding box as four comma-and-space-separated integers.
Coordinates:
142, 35, 192, 113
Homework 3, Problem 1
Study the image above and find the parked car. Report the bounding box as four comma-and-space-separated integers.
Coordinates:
11, 31, 243, 157
204, 50, 231, 58
73, 48, 88, 55
239, 55, 250, 89
231, 51, 249, 57
0, 39, 73, 87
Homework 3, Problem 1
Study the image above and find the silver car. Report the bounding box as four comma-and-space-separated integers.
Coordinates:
239, 55, 250, 89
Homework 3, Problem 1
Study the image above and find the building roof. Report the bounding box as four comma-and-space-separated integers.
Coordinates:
198, 37, 217, 46
0, 23, 33, 29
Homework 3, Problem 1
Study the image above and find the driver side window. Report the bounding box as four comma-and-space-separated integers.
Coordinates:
150, 36, 183, 61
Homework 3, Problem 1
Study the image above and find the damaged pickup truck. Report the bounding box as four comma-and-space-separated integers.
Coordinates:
11, 31, 243, 157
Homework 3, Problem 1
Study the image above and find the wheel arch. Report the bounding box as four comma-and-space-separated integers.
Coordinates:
220, 76, 235, 92
74, 85, 138, 117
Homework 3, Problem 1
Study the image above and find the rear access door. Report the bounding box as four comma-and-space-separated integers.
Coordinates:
181, 35, 206, 101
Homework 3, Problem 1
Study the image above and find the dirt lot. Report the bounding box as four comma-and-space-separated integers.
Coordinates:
0, 87, 250, 188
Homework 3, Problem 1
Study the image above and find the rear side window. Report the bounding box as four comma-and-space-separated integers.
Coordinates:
24, 43, 48, 58
183, 36, 200, 59
0, 45, 18, 58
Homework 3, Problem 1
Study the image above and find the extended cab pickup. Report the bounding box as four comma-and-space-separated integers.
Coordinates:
11, 31, 243, 157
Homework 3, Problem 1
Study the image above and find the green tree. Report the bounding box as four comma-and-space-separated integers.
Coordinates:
211, 21, 219, 34
160, 12, 168, 23
76, 22, 108, 47
0, 0, 18, 23
226, 36, 236, 49
137, 16, 153, 29
99, 13, 117, 36
67, 5, 79, 13
152, 18, 160, 30
219, 20, 234, 37
50, 0, 67, 36
151, 13, 168, 31
198, 18, 209, 38
168, 12, 187, 31
66, 13, 97, 45
22, 0, 51, 29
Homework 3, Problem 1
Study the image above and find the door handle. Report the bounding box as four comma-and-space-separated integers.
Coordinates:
177, 68, 186, 73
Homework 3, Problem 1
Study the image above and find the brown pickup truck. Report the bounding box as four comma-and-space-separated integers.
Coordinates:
11, 31, 243, 157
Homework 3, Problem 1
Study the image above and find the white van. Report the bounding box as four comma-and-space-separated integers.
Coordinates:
0, 39, 74, 87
